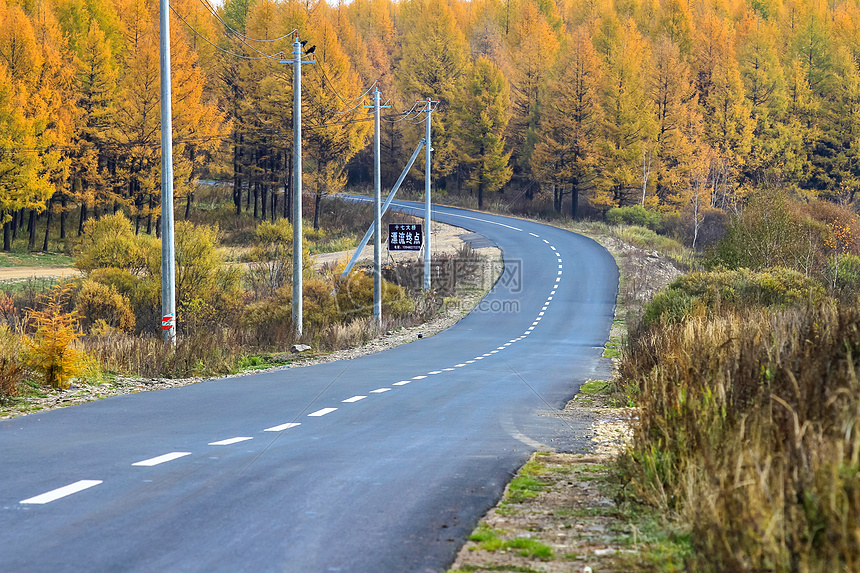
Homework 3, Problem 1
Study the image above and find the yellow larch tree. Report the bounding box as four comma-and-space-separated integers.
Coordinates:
303, 10, 372, 230
531, 27, 603, 218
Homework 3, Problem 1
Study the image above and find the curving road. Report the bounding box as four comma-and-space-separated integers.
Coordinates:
0, 203, 618, 573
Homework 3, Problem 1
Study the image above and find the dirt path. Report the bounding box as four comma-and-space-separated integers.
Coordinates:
0, 267, 80, 281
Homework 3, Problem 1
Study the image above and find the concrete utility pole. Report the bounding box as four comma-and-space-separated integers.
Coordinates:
159, 0, 176, 344
281, 40, 313, 338
420, 98, 438, 291
366, 87, 388, 327
373, 87, 382, 326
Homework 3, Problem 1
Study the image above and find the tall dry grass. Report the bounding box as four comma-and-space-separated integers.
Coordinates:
621, 300, 860, 571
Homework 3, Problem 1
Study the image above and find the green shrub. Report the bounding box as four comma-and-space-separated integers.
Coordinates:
607, 205, 663, 231
335, 271, 414, 320
245, 219, 312, 299
642, 268, 825, 328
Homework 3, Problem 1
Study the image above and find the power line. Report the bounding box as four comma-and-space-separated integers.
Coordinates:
198, 0, 296, 44
192, 0, 284, 59
312, 64, 378, 104
170, 5, 280, 60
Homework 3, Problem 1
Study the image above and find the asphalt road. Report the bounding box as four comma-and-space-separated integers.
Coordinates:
0, 202, 618, 573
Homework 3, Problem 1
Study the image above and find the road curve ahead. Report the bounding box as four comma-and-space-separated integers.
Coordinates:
0, 203, 618, 573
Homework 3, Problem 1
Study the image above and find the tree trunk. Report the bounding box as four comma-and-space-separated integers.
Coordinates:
60, 193, 67, 239
28, 209, 37, 251
313, 192, 322, 230
146, 194, 153, 235
261, 182, 268, 221
185, 192, 193, 219
570, 180, 579, 219
233, 132, 242, 215
43, 196, 54, 251
11, 209, 20, 240
271, 184, 277, 222
2, 216, 10, 252
79, 202, 89, 236
253, 180, 259, 219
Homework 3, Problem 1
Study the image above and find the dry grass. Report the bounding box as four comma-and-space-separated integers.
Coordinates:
620, 299, 860, 572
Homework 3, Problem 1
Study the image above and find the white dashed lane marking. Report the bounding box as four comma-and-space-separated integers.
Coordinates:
264, 422, 300, 432
132, 452, 192, 467
20, 480, 103, 505
18, 224, 566, 510
308, 408, 337, 417
209, 437, 252, 446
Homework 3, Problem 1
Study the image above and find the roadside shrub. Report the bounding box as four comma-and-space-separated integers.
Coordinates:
82, 327, 246, 378
245, 219, 312, 300
137, 221, 243, 330
335, 270, 413, 320
642, 267, 825, 328
0, 325, 24, 397
74, 212, 155, 275
75, 279, 136, 333
606, 205, 662, 231
23, 284, 86, 389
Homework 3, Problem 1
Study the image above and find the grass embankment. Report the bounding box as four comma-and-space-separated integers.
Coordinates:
619, 270, 860, 572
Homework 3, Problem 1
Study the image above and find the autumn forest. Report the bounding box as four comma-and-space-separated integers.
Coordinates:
1, 0, 859, 256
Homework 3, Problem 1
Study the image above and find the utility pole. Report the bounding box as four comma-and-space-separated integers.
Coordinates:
373, 87, 382, 327
366, 87, 389, 328
281, 39, 313, 338
159, 0, 176, 344
420, 98, 438, 291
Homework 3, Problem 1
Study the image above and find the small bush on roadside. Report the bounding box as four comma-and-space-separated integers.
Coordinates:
607, 205, 662, 231
828, 253, 860, 294
23, 284, 87, 389
0, 325, 24, 397
75, 279, 136, 333
74, 212, 154, 275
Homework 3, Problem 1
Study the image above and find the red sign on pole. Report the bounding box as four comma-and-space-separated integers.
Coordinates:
162, 315, 175, 331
